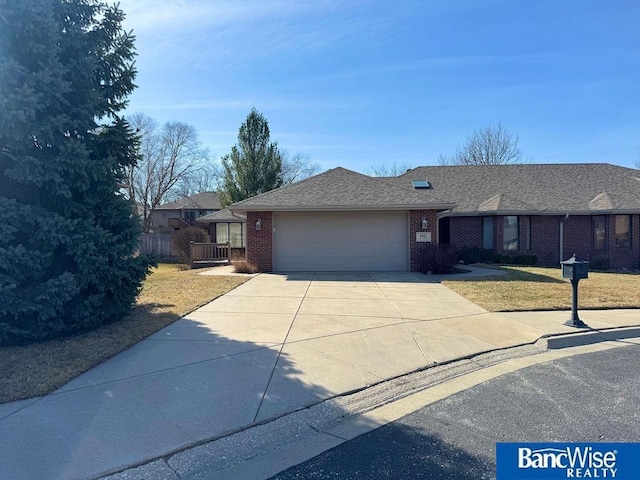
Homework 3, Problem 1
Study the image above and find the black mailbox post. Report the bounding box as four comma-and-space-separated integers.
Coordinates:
560, 254, 589, 328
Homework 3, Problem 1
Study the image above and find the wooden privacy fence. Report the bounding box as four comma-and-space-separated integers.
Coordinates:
189, 242, 231, 267
138, 233, 173, 257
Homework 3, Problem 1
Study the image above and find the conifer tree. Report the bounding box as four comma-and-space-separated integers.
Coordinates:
0, 0, 152, 344
220, 108, 283, 207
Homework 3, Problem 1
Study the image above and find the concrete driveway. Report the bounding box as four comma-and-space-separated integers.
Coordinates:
2, 268, 639, 480
216, 270, 492, 421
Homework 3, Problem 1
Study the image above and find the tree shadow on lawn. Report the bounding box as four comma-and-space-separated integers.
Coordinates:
448, 267, 566, 285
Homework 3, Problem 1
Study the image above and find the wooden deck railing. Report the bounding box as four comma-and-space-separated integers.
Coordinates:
189, 242, 231, 267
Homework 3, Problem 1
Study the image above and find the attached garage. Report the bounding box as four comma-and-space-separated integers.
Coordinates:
273, 211, 408, 271
230, 167, 453, 272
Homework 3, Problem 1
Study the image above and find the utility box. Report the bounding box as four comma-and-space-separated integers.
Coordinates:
561, 255, 589, 281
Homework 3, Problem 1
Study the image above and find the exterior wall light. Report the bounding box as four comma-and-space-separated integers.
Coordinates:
255, 218, 262, 231
421, 217, 428, 230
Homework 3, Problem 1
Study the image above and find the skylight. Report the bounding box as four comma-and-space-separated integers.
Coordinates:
412, 180, 431, 189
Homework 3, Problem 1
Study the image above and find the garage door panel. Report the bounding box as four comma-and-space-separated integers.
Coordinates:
273, 212, 408, 271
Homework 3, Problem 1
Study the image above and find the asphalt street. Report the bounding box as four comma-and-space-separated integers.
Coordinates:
270, 342, 640, 480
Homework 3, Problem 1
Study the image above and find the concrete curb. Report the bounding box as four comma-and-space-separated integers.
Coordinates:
101, 327, 640, 480
542, 325, 640, 349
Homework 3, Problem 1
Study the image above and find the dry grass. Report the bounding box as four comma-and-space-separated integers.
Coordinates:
443, 266, 640, 312
0, 264, 247, 404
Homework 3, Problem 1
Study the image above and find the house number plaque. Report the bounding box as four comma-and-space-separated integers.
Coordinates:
416, 232, 432, 242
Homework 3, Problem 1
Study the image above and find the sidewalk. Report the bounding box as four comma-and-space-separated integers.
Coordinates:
0, 267, 638, 480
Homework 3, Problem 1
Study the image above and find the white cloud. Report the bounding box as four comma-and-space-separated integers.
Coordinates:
131, 96, 362, 111
117, 0, 404, 69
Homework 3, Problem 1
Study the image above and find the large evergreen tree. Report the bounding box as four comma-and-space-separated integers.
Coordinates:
0, 0, 152, 344
220, 108, 283, 207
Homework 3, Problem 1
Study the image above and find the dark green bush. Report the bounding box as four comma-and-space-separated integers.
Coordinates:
490, 253, 538, 265
513, 254, 538, 266
492, 254, 511, 264
589, 255, 610, 271
458, 247, 493, 264
458, 248, 538, 266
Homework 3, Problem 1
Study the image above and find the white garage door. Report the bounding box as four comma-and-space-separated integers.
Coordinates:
273, 211, 408, 271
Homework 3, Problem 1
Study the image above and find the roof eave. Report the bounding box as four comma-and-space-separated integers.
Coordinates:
196, 217, 246, 223
229, 203, 457, 213
448, 209, 640, 216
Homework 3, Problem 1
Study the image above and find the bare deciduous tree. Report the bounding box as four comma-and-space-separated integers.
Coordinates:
173, 162, 222, 200
126, 112, 213, 231
439, 122, 524, 166
281, 150, 321, 184
365, 161, 413, 177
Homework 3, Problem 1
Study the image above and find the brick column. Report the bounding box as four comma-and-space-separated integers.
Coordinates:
409, 210, 439, 272
246, 211, 273, 272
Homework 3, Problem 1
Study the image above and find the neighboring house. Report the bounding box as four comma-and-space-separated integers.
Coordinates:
151, 192, 221, 234
228, 164, 640, 272
195, 209, 247, 249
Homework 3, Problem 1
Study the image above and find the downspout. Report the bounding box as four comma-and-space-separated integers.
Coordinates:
559, 213, 569, 262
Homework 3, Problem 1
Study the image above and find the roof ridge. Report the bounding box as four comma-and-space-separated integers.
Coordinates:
230, 168, 340, 207
407, 162, 630, 169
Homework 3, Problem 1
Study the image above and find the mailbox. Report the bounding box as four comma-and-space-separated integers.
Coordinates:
561, 255, 589, 281
560, 254, 589, 328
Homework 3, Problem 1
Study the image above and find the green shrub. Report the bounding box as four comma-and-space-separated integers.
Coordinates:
492, 254, 509, 264
458, 247, 493, 264
589, 255, 610, 271
458, 248, 538, 266
513, 254, 538, 266
490, 253, 538, 265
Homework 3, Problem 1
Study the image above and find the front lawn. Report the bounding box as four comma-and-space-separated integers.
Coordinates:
443, 266, 640, 312
0, 264, 247, 404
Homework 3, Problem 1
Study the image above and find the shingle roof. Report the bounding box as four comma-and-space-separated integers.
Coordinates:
228, 167, 456, 212
156, 192, 221, 211
477, 194, 539, 212
227, 164, 640, 214
196, 208, 246, 223
396, 163, 640, 214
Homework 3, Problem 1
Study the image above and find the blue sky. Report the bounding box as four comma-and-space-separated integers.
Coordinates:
119, 0, 640, 173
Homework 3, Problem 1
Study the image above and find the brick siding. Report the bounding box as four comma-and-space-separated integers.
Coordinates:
449, 214, 640, 270
246, 211, 273, 272
449, 217, 482, 251
409, 210, 439, 272
245, 210, 639, 272
603, 214, 640, 270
